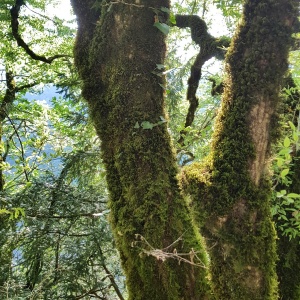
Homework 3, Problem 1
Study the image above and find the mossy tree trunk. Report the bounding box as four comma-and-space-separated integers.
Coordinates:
70, 1, 210, 299
182, 0, 298, 299
0, 71, 17, 287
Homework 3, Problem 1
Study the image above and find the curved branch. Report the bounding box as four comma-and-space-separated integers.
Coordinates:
16, 82, 41, 92
0, 71, 17, 191
0, 71, 16, 121
10, 0, 72, 64
94, 238, 125, 300
175, 15, 230, 145
209, 78, 224, 96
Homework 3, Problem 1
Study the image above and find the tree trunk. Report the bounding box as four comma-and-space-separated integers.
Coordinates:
70, 1, 210, 299
181, 0, 298, 299
0, 70, 16, 288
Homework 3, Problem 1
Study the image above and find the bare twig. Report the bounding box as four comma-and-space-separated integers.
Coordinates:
24, 4, 62, 24
102, 0, 145, 8
133, 234, 207, 268
26, 211, 108, 219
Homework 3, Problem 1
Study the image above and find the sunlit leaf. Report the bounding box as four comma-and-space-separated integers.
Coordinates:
141, 121, 154, 130
280, 169, 289, 178
283, 136, 290, 147
153, 22, 170, 35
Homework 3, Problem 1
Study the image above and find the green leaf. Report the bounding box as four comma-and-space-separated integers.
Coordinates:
284, 197, 295, 204
289, 121, 296, 131
287, 193, 300, 198
280, 169, 289, 178
0, 208, 11, 215
160, 7, 170, 13
279, 148, 290, 156
280, 215, 288, 221
293, 131, 298, 142
169, 13, 176, 25
151, 70, 162, 77
134, 122, 140, 129
14, 208, 20, 219
277, 158, 284, 167
153, 22, 169, 35
141, 121, 154, 130
284, 136, 290, 147
156, 64, 165, 70
277, 190, 287, 197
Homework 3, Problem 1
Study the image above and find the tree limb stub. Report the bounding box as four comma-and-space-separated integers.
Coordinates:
0, 71, 16, 122
175, 15, 230, 146
10, 0, 71, 64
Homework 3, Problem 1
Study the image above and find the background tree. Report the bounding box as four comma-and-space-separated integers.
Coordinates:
0, 1, 124, 298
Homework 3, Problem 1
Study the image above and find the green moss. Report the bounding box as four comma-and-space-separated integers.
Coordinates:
73, 1, 213, 299
180, 0, 298, 299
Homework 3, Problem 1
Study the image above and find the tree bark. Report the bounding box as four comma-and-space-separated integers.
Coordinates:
181, 0, 298, 299
71, 1, 211, 299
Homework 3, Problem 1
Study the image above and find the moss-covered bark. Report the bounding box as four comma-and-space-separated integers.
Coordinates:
70, 1, 211, 299
0, 71, 16, 288
181, 0, 298, 299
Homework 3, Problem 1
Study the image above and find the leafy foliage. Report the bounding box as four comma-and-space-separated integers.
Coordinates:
0, 1, 125, 298
2, 178, 124, 299
272, 121, 300, 239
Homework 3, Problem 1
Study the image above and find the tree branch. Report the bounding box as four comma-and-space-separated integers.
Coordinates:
0, 71, 16, 121
0, 71, 17, 190
2, 120, 24, 162
15, 82, 41, 92
26, 211, 108, 219
5, 111, 29, 181
74, 288, 106, 300
175, 15, 230, 145
10, 0, 72, 64
95, 238, 125, 300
